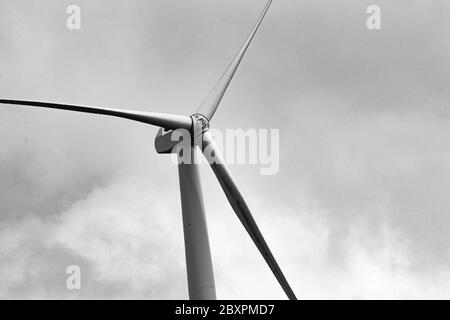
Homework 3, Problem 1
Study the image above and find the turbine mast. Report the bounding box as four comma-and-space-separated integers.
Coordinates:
178, 145, 216, 300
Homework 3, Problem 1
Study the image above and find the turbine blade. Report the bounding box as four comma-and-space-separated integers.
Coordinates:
196, 0, 273, 120
201, 131, 297, 300
0, 99, 192, 130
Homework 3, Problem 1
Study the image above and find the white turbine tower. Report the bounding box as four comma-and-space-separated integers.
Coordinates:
0, 0, 297, 300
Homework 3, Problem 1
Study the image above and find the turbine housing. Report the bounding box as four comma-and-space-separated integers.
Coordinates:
154, 113, 209, 154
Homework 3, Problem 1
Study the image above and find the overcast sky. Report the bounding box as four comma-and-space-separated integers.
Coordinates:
1, 0, 450, 299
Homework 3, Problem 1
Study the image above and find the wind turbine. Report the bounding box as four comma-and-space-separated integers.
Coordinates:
0, 0, 296, 300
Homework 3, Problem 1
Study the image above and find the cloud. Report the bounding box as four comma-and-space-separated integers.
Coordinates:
0, 170, 187, 299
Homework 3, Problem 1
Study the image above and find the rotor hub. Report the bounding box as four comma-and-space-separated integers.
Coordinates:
191, 113, 210, 133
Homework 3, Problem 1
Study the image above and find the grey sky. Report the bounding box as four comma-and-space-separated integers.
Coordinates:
1, 0, 450, 299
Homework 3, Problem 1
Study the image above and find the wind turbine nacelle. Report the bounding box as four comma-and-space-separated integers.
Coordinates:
155, 114, 208, 154
154, 128, 187, 154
